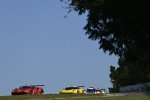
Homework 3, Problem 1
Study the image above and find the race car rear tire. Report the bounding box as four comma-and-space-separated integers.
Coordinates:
41, 90, 44, 94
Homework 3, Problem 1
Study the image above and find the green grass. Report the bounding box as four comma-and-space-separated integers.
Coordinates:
0, 94, 149, 100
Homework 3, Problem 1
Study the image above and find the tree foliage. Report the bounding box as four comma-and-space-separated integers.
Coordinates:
62, 0, 150, 91
66, 0, 150, 56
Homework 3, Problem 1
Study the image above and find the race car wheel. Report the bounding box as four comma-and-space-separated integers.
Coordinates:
41, 89, 44, 94
30, 89, 33, 95
31, 91, 33, 94
77, 90, 80, 94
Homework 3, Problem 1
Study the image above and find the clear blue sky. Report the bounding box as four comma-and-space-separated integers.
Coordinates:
0, 0, 118, 96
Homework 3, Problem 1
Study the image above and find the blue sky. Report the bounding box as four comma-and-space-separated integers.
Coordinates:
0, 0, 118, 96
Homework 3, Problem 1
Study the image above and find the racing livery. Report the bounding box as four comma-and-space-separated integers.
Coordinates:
59, 86, 84, 94
11, 85, 44, 95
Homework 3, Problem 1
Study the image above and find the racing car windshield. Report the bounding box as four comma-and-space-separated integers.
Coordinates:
65, 87, 79, 90
19, 86, 31, 89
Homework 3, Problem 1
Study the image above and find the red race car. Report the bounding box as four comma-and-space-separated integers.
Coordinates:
11, 85, 44, 95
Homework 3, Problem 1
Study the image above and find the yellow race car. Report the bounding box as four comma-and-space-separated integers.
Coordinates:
59, 86, 84, 94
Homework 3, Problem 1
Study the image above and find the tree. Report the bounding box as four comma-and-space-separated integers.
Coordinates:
62, 0, 150, 90
65, 0, 150, 56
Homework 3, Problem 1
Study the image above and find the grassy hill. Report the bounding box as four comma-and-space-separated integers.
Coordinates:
0, 94, 149, 100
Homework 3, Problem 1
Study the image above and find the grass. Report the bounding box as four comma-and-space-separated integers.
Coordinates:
0, 94, 149, 100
